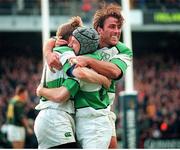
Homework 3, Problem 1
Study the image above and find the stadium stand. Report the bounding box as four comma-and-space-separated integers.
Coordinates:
134, 54, 180, 148
131, 0, 180, 10
0, 0, 179, 15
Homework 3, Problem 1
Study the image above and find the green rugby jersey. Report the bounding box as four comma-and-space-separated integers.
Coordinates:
98, 42, 133, 99
63, 42, 133, 109
7, 96, 26, 126
36, 46, 79, 114
47, 46, 79, 97
63, 51, 110, 110
97, 42, 133, 104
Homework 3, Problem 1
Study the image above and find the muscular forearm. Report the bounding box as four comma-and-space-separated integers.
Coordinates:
39, 86, 70, 102
87, 58, 122, 79
43, 38, 55, 58
73, 67, 111, 88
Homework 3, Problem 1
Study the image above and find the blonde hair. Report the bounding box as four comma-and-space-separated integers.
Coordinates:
56, 16, 83, 40
93, 3, 124, 31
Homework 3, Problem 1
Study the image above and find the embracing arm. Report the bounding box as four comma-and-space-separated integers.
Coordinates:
74, 42, 133, 80
73, 67, 111, 89
74, 56, 122, 80
43, 38, 62, 71
43, 38, 55, 59
36, 85, 70, 103
36, 76, 79, 102
87, 59, 122, 79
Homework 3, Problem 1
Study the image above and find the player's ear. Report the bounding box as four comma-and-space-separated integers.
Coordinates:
97, 26, 102, 35
68, 35, 73, 43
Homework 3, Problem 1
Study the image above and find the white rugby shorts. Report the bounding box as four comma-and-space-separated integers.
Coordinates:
108, 111, 117, 137
7, 124, 25, 142
75, 107, 112, 148
34, 108, 75, 149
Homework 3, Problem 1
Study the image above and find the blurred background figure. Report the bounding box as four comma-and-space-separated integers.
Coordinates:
81, 0, 92, 23
6, 85, 33, 148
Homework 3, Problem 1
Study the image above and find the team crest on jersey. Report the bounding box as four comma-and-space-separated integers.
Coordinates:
100, 51, 111, 61
65, 132, 72, 137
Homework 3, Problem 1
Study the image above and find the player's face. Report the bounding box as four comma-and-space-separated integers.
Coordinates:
98, 16, 122, 47
21, 91, 28, 101
68, 36, 80, 55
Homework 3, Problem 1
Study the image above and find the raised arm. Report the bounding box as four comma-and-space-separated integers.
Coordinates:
73, 67, 111, 89
43, 38, 62, 71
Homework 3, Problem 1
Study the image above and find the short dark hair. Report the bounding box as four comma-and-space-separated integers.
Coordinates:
15, 85, 27, 95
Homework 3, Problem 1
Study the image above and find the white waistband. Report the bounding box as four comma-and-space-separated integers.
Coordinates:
76, 107, 110, 118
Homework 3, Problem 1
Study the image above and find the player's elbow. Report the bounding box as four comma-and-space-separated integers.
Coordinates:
52, 88, 70, 102
52, 95, 63, 102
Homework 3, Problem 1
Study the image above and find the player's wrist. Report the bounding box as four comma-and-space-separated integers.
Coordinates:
86, 57, 93, 68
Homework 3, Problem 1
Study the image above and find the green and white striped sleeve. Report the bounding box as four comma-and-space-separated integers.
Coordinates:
110, 42, 133, 77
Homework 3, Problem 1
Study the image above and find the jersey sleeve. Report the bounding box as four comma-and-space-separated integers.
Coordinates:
61, 51, 75, 66
53, 46, 75, 66
62, 77, 80, 98
110, 42, 133, 78
62, 61, 72, 75
110, 55, 130, 74
62, 61, 80, 98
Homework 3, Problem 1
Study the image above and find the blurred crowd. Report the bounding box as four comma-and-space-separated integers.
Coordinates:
134, 54, 180, 148
0, 51, 179, 148
0, 56, 42, 148
0, 0, 179, 15
130, 0, 180, 10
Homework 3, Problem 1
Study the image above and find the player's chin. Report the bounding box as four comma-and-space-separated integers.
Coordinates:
110, 40, 118, 46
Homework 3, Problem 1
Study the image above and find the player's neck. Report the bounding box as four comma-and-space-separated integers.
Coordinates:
99, 40, 108, 48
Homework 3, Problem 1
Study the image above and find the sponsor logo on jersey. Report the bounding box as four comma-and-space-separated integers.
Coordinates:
65, 132, 72, 137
